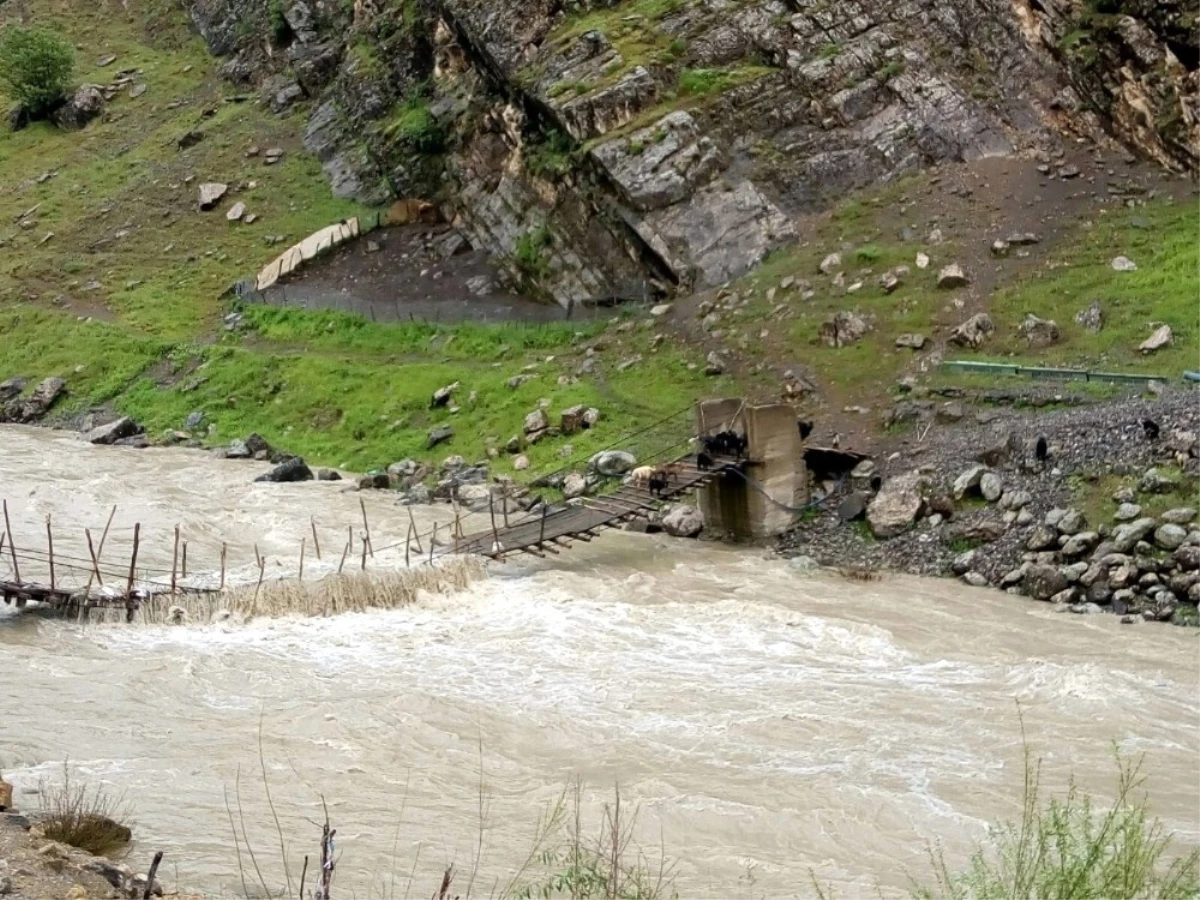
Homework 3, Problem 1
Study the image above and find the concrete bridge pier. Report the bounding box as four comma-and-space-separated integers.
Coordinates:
695, 399, 807, 540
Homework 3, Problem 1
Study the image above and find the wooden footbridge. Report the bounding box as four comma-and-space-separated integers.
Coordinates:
448, 453, 745, 560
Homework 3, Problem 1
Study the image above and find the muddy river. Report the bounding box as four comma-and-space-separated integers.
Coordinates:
1, 425, 1196, 897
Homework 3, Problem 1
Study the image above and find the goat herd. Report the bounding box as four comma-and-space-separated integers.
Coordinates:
627, 428, 756, 499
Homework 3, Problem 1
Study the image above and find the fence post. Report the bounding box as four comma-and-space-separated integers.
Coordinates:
45, 515, 55, 591
3, 499, 20, 584
311, 518, 322, 560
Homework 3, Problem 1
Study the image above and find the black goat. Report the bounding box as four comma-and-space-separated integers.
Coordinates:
1035, 436, 1048, 463
648, 471, 669, 498
1142, 418, 1161, 441
696, 450, 714, 471
798, 420, 814, 441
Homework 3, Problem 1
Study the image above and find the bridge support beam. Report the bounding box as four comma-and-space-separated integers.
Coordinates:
696, 399, 807, 540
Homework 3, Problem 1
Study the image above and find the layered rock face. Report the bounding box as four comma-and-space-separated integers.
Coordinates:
182, 0, 1197, 306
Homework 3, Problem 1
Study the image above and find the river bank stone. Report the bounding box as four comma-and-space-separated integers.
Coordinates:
254, 457, 313, 483
867, 471, 925, 539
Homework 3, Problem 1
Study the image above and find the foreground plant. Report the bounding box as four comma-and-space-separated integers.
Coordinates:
910, 747, 1199, 900
0, 26, 74, 116
39, 763, 133, 857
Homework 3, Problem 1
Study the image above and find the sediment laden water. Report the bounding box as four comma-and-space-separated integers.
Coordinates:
1, 425, 1197, 897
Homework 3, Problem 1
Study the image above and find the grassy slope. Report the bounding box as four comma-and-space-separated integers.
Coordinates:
0, 0, 721, 474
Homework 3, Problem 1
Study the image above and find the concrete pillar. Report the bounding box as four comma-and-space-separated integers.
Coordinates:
696, 399, 806, 540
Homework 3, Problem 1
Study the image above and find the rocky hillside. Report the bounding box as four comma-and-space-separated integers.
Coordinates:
182, 0, 1197, 306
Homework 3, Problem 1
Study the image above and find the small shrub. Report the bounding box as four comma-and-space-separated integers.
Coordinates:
386, 93, 445, 154
39, 764, 133, 858
878, 59, 906, 81
514, 226, 553, 280
854, 244, 882, 263
818, 42, 842, 59
678, 67, 730, 96
525, 130, 576, 180
0, 26, 75, 116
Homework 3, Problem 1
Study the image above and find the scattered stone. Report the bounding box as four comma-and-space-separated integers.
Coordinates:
1138, 324, 1172, 354
562, 472, 589, 500
819, 311, 872, 348
198, 182, 228, 210
990, 239, 1010, 257
513, 454, 530, 471
618, 355, 642, 372
1020, 314, 1060, 347
1074, 299, 1103, 334
1057, 508, 1086, 535
962, 572, 990, 588
506, 374, 532, 390
895, 333, 926, 350
1112, 486, 1137, 504
788, 555, 819, 573
937, 264, 969, 289
650, 303, 673, 317
704, 351, 727, 376
662, 504, 704, 538
426, 425, 453, 448
999, 490, 1032, 511
226, 201, 246, 222
317, 468, 341, 481
937, 401, 965, 423
837, 492, 869, 522
1110, 255, 1137, 272
952, 464, 988, 499
254, 457, 313, 483
582, 407, 601, 429
1139, 467, 1178, 494
51, 84, 106, 128
915, 252, 930, 269
1114, 503, 1142, 521
948, 313, 994, 348
177, 130, 204, 150
359, 470, 390, 490
1161, 508, 1196, 525
951, 550, 977, 575
819, 252, 841, 275
523, 408, 549, 435
879, 270, 902, 293
1061, 532, 1099, 557
867, 471, 925, 539
84, 416, 142, 445
5, 376, 65, 422
1007, 232, 1040, 246
1026, 525, 1058, 551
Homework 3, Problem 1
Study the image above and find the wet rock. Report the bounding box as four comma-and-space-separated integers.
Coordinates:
951, 549, 977, 575
5, 376, 65, 422
1110, 255, 1137, 272
788, 555, 819, 573
426, 425, 453, 449
198, 182, 228, 210
948, 313, 994, 349
1114, 502, 1142, 521
1074, 300, 1104, 334
589, 450, 637, 476
1112, 518, 1158, 552
1024, 564, 1069, 600
1020, 314, 1060, 347
358, 470, 390, 490
662, 504, 704, 538
1138, 324, 1172, 354
867, 471, 925, 539
316, 468, 341, 481
244, 433, 271, 456
254, 457, 313, 483
0, 376, 27, 402
963, 572, 990, 587
84, 416, 142, 445
818, 311, 872, 348
937, 263, 969, 288
1154, 524, 1188, 551
895, 333, 926, 350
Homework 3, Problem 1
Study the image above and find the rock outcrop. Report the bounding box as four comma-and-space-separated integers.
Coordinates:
177, 0, 1197, 309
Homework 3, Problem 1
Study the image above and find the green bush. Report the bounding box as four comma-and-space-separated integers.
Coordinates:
0, 26, 75, 115
386, 93, 446, 154
514, 226, 553, 280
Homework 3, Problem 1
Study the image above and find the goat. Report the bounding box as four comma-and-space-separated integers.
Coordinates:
1035, 435, 1049, 463
696, 450, 714, 471
1142, 418, 1161, 441
798, 420, 814, 441
648, 471, 669, 498
629, 465, 655, 487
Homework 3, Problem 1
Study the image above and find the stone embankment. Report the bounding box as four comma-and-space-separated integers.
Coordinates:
781, 390, 1200, 625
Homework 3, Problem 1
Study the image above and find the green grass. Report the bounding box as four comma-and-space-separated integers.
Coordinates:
978, 201, 1198, 375
1072, 467, 1198, 528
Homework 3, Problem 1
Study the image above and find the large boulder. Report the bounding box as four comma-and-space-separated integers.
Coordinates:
562, 472, 589, 500
51, 84, 106, 129
867, 471, 925, 539
1112, 517, 1158, 552
254, 457, 314, 483
1020, 314, 1060, 347
427, 425, 454, 448
662, 504, 703, 538
948, 313, 994, 349
1023, 564, 1069, 601
523, 407, 549, 435
952, 465, 989, 499
84, 417, 142, 445
1138, 324, 1172, 354
589, 450, 637, 476
0, 376, 26, 403
818, 311, 872, 348
937, 263, 970, 289
5, 376, 65, 422
1154, 524, 1188, 551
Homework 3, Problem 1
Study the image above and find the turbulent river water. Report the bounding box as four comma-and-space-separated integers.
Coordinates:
1, 425, 1197, 897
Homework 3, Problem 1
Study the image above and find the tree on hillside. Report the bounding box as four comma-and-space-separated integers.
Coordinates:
0, 26, 75, 117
